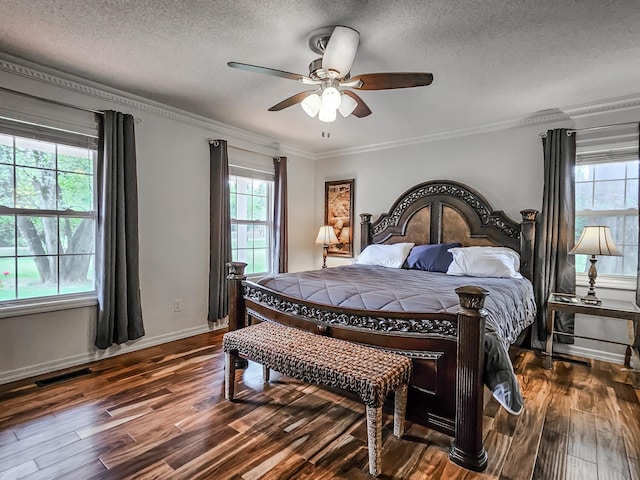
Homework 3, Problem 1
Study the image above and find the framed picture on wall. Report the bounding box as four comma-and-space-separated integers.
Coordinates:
324, 179, 354, 257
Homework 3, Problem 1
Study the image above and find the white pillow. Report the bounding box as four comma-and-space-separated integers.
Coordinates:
353, 243, 415, 268
446, 246, 522, 279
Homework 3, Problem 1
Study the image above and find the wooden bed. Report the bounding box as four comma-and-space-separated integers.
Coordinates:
227, 179, 537, 472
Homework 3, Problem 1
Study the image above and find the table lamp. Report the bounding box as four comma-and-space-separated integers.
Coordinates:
568, 225, 623, 305
315, 225, 340, 268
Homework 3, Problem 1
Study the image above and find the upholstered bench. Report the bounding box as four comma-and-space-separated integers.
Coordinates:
222, 321, 412, 477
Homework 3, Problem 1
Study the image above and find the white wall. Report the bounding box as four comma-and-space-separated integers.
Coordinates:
0, 59, 316, 383
315, 109, 640, 364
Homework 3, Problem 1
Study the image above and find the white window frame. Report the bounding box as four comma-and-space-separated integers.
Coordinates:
0, 118, 98, 317
575, 125, 639, 290
229, 166, 274, 278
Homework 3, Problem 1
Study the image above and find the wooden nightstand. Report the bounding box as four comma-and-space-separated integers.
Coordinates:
545, 293, 640, 386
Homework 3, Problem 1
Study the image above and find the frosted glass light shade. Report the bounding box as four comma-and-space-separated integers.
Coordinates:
301, 93, 321, 117
321, 86, 342, 109
338, 93, 358, 117
318, 104, 337, 123
569, 226, 623, 256
314, 225, 340, 245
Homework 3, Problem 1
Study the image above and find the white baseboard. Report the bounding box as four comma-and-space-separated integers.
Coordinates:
0, 320, 228, 385
553, 343, 627, 365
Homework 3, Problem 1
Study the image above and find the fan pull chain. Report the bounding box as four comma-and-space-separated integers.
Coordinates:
322, 123, 331, 138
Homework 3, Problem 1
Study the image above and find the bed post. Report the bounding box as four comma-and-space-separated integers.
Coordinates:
360, 213, 372, 251
519, 209, 538, 281
450, 285, 489, 472
227, 262, 247, 331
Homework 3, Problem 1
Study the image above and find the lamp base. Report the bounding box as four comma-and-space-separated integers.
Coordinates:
581, 293, 601, 305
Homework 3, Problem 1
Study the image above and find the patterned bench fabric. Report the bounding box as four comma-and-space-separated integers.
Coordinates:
223, 321, 412, 408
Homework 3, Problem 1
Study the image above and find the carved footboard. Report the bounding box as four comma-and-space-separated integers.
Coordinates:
227, 262, 490, 472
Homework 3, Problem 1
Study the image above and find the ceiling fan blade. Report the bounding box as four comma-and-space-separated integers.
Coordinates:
228, 62, 310, 82
350, 72, 434, 90
321, 26, 360, 78
268, 91, 316, 111
342, 90, 372, 118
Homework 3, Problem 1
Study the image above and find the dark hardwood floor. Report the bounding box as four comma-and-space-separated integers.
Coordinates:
0, 329, 639, 479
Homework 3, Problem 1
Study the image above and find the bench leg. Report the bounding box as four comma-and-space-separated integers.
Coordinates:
366, 405, 382, 477
393, 384, 408, 438
225, 352, 237, 401
263, 364, 270, 383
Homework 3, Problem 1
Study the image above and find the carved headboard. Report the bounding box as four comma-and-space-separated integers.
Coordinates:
360, 180, 537, 281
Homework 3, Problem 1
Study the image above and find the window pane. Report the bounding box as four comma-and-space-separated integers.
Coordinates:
624, 247, 638, 276
0, 164, 14, 207
575, 164, 593, 182
235, 248, 253, 274
0, 215, 15, 257
252, 179, 267, 196
0, 134, 13, 165
60, 254, 94, 294
229, 176, 237, 194
235, 194, 251, 220
17, 256, 58, 298
0, 257, 16, 300
17, 216, 58, 255
16, 166, 56, 209
593, 180, 625, 210
15, 138, 55, 169
59, 218, 95, 254
624, 215, 638, 245
575, 182, 593, 211
594, 163, 626, 181
253, 248, 269, 274
626, 160, 639, 179
58, 172, 93, 210
596, 251, 622, 275
237, 177, 251, 194
252, 195, 268, 221
57, 145, 93, 174
626, 179, 638, 208
236, 224, 250, 249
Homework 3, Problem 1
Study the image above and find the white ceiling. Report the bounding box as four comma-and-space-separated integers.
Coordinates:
1, 0, 639, 154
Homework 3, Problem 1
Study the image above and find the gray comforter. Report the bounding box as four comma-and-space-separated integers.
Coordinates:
258, 264, 536, 414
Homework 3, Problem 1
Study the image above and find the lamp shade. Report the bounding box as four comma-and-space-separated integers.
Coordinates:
301, 93, 321, 117
338, 93, 358, 117
568, 226, 623, 256
318, 103, 337, 123
315, 225, 340, 245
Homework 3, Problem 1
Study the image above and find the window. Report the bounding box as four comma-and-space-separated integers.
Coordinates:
0, 120, 97, 303
575, 125, 639, 278
229, 173, 273, 275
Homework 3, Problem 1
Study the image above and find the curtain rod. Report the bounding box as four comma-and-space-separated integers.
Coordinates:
208, 138, 280, 158
539, 121, 638, 137
0, 85, 104, 115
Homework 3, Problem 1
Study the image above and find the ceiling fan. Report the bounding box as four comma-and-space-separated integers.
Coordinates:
228, 26, 434, 124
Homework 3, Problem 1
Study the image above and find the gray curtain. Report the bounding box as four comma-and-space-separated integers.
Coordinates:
95, 111, 145, 349
208, 140, 231, 321
637, 123, 640, 307
273, 156, 288, 273
532, 128, 576, 349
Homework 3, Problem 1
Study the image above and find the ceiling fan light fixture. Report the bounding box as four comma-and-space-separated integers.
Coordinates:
318, 103, 337, 123
301, 93, 321, 117
338, 93, 358, 117
321, 86, 341, 109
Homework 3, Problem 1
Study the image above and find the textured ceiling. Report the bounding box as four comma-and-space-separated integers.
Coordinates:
1, 0, 639, 154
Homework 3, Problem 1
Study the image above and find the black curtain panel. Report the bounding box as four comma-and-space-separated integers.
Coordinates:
273, 156, 288, 273
208, 140, 231, 321
532, 129, 576, 349
95, 111, 145, 349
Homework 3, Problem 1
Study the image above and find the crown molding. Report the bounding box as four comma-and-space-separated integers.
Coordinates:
314, 110, 573, 159
0, 53, 316, 160
564, 92, 640, 118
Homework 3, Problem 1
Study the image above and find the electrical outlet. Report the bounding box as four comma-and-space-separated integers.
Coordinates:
173, 299, 183, 312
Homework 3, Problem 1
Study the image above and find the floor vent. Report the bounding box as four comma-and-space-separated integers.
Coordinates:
35, 368, 93, 387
